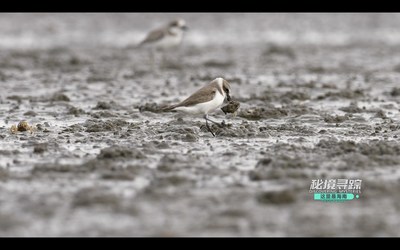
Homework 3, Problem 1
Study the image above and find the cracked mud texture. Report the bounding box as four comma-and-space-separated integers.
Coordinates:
1, 13, 400, 236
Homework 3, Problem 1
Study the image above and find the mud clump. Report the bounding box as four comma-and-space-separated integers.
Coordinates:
214, 127, 246, 137
249, 155, 315, 181
151, 175, 192, 188
280, 91, 310, 103
0, 212, 24, 231
316, 89, 365, 100
23, 111, 38, 117
284, 104, 314, 116
68, 106, 86, 116
374, 110, 387, 119
358, 140, 400, 156
33, 143, 48, 154
0, 168, 9, 181
317, 139, 357, 156
6, 95, 24, 102
202, 60, 235, 68
99, 169, 136, 181
86, 74, 114, 83
17, 93, 70, 103
160, 61, 184, 70
323, 114, 350, 123
75, 159, 151, 177
143, 140, 170, 149
307, 66, 327, 73
238, 102, 313, 120
138, 102, 165, 113
72, 187, 121, 208
32, 163, 82, 174
250, 91, 277, 102
163, 126, 198, 134
275, 123, 316, 136
264, 90, 305, 103
389, 87, 400, 97
162, 127, 200, 141
93, 101, 122, 110
339, 102, 363, 113
218, 209, 247, 218
318, 139, 400, 157
238, 105, 288, 120
94, 101, 113, 110
91, 111, 117, 118
221, 100, 240, 115
62, 124, 85, 133
0, 71, 10, 81
256, 189, 297, 204
317, 139, 400, 166
182, 133, 199, 142
316, 138, 339, 148
212, 121, 259, 137
50, 93, 70, 102
262, 44, 296, 59
97, 146, 146, 160
157, 154, 196, 172
84, 119, 129, 132
0, 150, 20, 156
258, 155, 316, 169
339, 153, 373, 169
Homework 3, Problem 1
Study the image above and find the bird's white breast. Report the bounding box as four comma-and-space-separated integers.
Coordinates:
174, 90, 225, 115
153, 32, 183, 50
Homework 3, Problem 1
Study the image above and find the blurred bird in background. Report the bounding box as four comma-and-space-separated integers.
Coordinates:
135, 18, 188, 69
138, 18, 188, 50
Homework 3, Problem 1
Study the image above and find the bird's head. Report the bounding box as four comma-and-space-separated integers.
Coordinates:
214, 77, 231, 102
169, 18, 188, 32
222, 79, 231, 101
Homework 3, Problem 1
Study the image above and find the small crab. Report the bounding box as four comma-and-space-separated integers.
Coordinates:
221, 100, 240, 117
10, 121, 36, 134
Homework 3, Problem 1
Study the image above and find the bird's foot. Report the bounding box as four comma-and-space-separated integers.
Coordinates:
204, 121, 216, 137
219, 120, 227, 128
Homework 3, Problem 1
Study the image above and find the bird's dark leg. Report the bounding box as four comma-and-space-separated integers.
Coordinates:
149, 50, 155, 70
161, 51, 167, 65
204, 114, 225, 128
204, 115, 215, 137
149, 49, 159, 73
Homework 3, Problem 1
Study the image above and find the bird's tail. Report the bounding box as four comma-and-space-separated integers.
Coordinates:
161, 104, 177, 112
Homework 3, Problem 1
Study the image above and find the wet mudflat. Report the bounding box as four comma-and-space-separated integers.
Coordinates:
1, 13, 400, 236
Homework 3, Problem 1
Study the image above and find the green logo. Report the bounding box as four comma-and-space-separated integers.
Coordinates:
314, 192, 360, 202
310, 179, 362, 203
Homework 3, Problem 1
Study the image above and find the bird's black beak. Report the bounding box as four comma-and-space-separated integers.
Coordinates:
182, 25, 189, 31
227, 94, 231, 102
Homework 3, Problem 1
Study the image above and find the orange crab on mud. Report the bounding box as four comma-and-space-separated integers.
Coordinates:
10, 121, 36, 134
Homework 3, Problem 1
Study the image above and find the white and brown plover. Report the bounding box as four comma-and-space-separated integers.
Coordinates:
163, 77, 232, 137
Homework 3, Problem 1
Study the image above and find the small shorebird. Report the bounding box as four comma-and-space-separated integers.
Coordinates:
135, 18, 188, 69
137, 18, 188, 50
163, 77, 231, 137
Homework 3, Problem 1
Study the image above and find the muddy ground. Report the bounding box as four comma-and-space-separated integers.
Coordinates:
1, 13, 400, 236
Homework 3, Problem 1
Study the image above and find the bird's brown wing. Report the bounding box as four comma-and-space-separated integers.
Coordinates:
139, 29, 165, 45
175, 86, 216, 108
